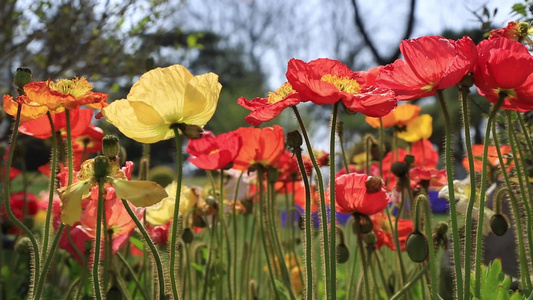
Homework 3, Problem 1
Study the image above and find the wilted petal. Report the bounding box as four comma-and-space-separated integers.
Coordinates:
59, 180, 92, 226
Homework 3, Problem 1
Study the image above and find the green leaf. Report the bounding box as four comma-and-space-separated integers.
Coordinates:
481, 259, 503, 300
512, 4, 527, 16
129, 235, 144, 251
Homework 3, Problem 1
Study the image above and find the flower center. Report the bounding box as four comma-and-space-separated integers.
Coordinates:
320, 74, 361, 94
267, 82, 296, 104
421, 82, 435, 92
49, 77, 92, 98
365, 176, 384, 193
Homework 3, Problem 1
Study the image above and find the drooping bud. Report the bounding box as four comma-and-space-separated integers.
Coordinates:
287, 130, 303, 149
459, 73, 475, 88
93, 155, 110, 178
433, 221, 449, 250
353, 213, 373, 234
14, 67, 32, 89
490, 214, 509, 236
364, 231, 377, 246
406, 231, 429, 263
102, 135, 121, 158
15, 237, 32, 255
177, 123, 203, 139
391, 162, 409, 177
336, 243, 350, 264
365, 177, 384, 193
182, 228, 194, 244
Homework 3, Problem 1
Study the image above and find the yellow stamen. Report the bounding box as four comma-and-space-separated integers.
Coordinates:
267, 82, 296, 104
49, 77, 93, 98
421, 82, 435, 91
320, 74, 361, 94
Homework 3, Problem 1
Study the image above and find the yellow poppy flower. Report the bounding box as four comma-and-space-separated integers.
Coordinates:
397, 114, 433, 142
58, 156, 168, 226
102, 65, 222, 143
145, 182, 199, 226
365, 103, 421, 128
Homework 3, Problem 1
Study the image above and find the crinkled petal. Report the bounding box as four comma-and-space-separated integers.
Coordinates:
182, 73, 222, 126
102, 99, 173, 143
376, 60, 431, 100
113, 179, 168, 207
239, 95, 301, 126
59, 180, 92, 226
343, 86, 397, 117
3, 95, 49, 123
128, 65, 193, 122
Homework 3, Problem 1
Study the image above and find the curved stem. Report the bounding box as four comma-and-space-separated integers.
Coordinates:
415, 196, 438, 300
291, 106, 330, 297
294, 147, 313, 299
489, 115, 532, 291
2, 101, 41, 296
170, 127, 183, 300
436, 90, 463, 300
473, 97, 504, 297
122, 200, 166, 299
329, 102, 340, 299
390, 264, 430, 300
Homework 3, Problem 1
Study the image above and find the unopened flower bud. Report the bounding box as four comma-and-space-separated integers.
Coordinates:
266, 167, 279, 183
14, 67, 32, 88
177, 123, 204, 139
102, 135, 120, 158
336, 243, 350, 264
459, 73, 475, 88
391, 162, 409, 177
490, 214, 509, 236
406, 231, 429, 263
364, 231, 377, 245
93, 155, 110, 178
182, 228, 194, 244
287, 130, 303, 148
15, 237, 32, 255
365, 177, 384, 193
404, 155, 415, 165
353, 213, 373, 234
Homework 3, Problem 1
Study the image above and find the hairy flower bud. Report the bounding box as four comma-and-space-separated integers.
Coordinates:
102, 135, 120, 158
287, 130, 303, 148
14, 67, 32, 89
336, 243, 350, 264
490, 214, 509, 236
93, 155, 110, 178
406, 231, 429, 263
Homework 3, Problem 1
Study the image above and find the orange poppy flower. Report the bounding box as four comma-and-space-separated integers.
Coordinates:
232, 126, 285, 171
371, 212, 413, 251
489, 22, 531, 41
365, 103, 421, 128
462, 144, 512, 172
186, 130, 242, 170
19, 107, 94, 139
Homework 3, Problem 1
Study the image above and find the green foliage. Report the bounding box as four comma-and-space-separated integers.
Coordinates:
469, 259, 531, 300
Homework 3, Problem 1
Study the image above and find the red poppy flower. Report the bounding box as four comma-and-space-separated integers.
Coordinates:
238, 82, 303, 126
1, 192, 39, 221
186, 130, 242, 170
410, 139, 439, 169
0, 147, 21, 181
489, 22, 530, 41
73, 125, 105, 155
232, 126, 285, 171
371, 212, 413, 251
286, 58, 397, 117
376, 36, 477, 100
335, 173, 389, 215
293, 182, 323, 212
409, 167, 447, 189
474, 37, 533, 111
276, 150, 312, 183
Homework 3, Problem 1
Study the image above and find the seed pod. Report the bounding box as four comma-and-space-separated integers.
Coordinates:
353, 213, 373, 234
102, 135, 121, 158
14, 67, 32, 88
391, 162, 409, 177
93, 155, 110, 178
287, 130, 303, 148
490, 214, 509, 236
336, 243, 350, 264
364, 231, 377, 246
406, 231, 429, 263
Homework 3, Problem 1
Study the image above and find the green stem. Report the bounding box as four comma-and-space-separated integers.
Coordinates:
489, 115, 532, 291
232, 171, 243, 300
354, 214, 371, 300
257, 170, 280, 300
122, 200, 166, 299
117, 252, 150, 300
65, 109, 74, 185
92, 178, 106, 300
374, 251, 391, 298
506, 111, 533, 273
379, 118, 384, 178
329, 102, 340, 299
390, 264, 430, 300
392, 184, 407, 283
291, 106, 330, 297
42, 112, 58, 258
2, 101, 41, 296
294, 147, 313, 299
436, 90, 463, 300
170, 127, 184, 300
219, 170, 234, 300
414, 196, 438, 300
460, 86, 477, 295
473, 97, 504, 297
338, 122, 350, 174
